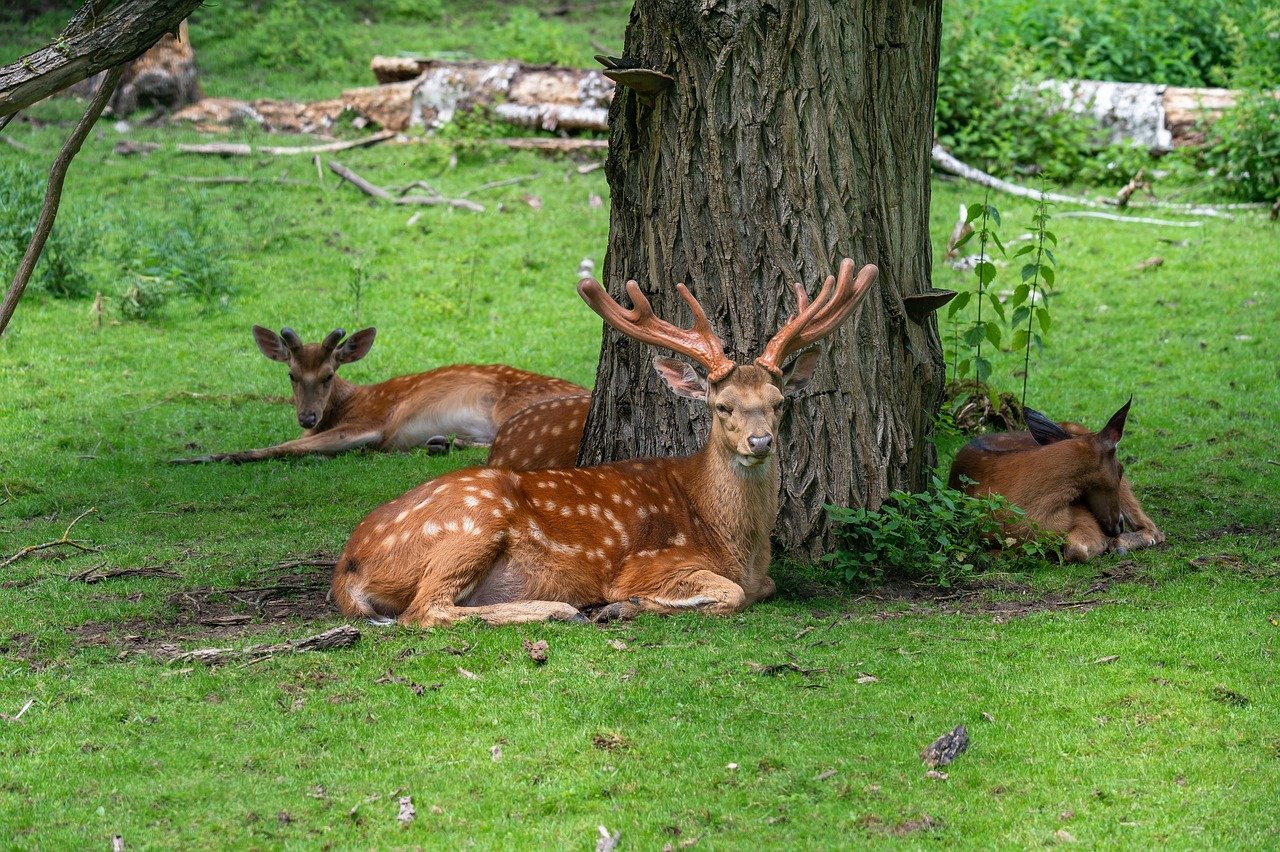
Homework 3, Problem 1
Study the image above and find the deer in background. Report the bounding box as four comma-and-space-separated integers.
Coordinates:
487, 392, 590, 470
948, 399, 1165, 562
331, 258, 879, 627
175, 326, 584, 463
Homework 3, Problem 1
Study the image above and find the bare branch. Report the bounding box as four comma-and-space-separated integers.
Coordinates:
0, 0, 205, 118
0, 66, 123, 337
0, 507, 100, 569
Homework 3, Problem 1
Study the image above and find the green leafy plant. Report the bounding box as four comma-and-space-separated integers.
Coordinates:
0, 160, 93, 300
1203, 91, 1280, 202
947, 198, 1006, 384
1010, 193, 1057, 407
248, 0, 352, 76
823, 477, 1057, 589
347, 255, 372, 324
117, 275, 171, 321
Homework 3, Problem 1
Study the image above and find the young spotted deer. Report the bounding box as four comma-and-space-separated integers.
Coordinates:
486, 393, 590, 470
175, 326, 584, 463
948, 400, 1165, 562
332, 258, 879, 627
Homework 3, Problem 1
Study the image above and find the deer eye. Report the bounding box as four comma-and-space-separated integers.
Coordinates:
322, 374, 334, 385
288, 374, 299, 383
715, 403, 733, 416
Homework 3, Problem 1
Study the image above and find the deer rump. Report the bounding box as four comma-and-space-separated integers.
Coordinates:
947, 401, 1164, 563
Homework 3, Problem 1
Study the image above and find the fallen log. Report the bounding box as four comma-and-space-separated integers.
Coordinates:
175, 129, 396, 157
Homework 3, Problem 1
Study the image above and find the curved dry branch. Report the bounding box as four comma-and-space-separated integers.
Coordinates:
0, 67, 123, 337
0, 0, 204, 119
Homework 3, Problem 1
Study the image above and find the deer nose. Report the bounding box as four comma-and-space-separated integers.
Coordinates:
747, 434, 773, 455
298, 413, 318, 428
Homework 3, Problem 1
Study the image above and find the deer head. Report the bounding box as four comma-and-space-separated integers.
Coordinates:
578, 258, 879, 476
1026, 398, 1131, 535
252, 326, 377, 429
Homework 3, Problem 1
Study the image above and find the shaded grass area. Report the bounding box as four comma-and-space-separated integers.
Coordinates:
1, 116, 1279, 850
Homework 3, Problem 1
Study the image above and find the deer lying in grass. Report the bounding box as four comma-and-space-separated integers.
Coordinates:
331, 258, 879, 627
175, 326, 583, 463
486, 392, 590, 470
947, 400, 1165, 562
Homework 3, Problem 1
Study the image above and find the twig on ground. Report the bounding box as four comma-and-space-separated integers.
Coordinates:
176, 130, 396, 157
328, 160, 484, 212
167, 624, 360, 665
2, 699, 35, 722
69, 564, 180, 583
275, 553, 339, 570
1, 65, 124, 337
1, 507, 100, 569
459, 173, 540, 197
1, 134, 32, 153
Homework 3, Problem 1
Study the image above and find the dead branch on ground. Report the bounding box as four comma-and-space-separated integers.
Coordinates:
0, 508, 100, 569
0, 67, 123, 337
166, 624, 360, 665
69, 564, 181, 583
176, 130, 395, 157
328, 159, 484, 212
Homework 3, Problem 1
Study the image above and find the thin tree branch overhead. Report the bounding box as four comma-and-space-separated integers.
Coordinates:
0, 66, 124, 338
0, 0, 204, 119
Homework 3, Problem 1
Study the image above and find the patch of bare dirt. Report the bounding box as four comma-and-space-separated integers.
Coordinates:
861, 577, 1107, 620
1196, 522, 1280, 542
67, 559, 338, 659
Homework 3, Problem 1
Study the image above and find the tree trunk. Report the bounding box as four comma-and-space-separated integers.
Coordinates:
578, 0, 945, 559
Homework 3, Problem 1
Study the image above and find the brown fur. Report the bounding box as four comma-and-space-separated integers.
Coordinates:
174, 326, 582, 463
948, 404, 1165, 562
332, 260, 879, 627
487, 393, 591, 470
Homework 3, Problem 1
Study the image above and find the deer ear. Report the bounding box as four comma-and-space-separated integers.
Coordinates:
781, 349, 821, 395
653, 357, 707, 400
336, 327, 376, 364
252, 325, 291, 363
1097, 397, 1132, 450
1025, 407, 1072, 445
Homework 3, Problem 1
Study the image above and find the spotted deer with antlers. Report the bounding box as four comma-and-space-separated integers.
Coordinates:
175, 326, 583, 463
331, 258, 879, 626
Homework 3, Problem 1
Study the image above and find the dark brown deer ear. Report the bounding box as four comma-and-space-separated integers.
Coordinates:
252, 325, 291, 363
1025, 407, 1072, 445
336, 327, 376, 364
1097, 397, 1132, 449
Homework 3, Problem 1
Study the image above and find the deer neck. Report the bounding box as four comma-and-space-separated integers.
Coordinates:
317, 376, 361, 430
683, 441, 780, 574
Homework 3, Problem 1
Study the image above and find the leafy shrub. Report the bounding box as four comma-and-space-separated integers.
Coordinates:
233, 0, 352, 77
495, 7, 581, 68
115, 196, 232, 319
1203, 91, 1280, 202
368, 0, 444, 23
117, 276, 171, 322
936, 11, 1100, 177
0, 160, 93, 299
823, 478, 1057, 588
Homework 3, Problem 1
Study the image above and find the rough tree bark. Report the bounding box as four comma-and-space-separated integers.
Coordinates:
0, 0, 205, 119
578, 0, 945, 558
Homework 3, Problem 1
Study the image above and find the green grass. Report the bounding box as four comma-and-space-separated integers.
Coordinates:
3, 4, 1280, 846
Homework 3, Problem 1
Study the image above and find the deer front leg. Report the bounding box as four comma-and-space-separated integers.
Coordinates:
172, 429, 382, 464
1064, 505, 1112, 563
1116, 480, 1165, 548
597, 564, 748, 622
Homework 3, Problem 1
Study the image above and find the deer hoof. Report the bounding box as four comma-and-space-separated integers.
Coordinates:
425, 436, 452, 455
366, 616, 396, 627
593, 601, 640, 623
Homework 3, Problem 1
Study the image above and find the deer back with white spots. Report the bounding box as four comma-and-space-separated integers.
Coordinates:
331, 259, 879, 627
487, 393, 591, 470
173, 326, 583, 463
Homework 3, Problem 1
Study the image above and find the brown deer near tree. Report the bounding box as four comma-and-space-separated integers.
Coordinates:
175, 326, 583, 463
948, 400, 1165, 562
331, 258, 879, 627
